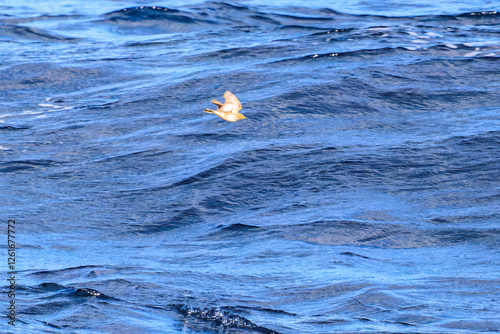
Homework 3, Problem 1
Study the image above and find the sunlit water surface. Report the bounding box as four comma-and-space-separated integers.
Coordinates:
1, 1, 499, 333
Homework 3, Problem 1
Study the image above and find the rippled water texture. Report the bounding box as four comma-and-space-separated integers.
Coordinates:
1, 1, 499, 333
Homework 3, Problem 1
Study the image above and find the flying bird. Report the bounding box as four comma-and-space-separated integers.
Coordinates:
204, 91, 246, 122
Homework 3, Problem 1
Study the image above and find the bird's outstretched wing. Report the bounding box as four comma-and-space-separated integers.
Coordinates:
223, 91, 242, 113
211, 99, 224, 108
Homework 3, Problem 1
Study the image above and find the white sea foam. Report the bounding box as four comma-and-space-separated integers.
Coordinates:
464, 51, 480, 57
411, 39, 429, 44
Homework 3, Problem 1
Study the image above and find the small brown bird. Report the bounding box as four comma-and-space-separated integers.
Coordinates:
204, 91, 246, 122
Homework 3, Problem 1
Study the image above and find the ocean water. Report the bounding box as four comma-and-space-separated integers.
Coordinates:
1, 0, 499, 333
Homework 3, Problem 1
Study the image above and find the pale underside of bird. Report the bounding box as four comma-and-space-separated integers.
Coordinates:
204, 91, 246, 122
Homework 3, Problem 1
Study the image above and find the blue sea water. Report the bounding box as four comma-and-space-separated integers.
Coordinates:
1, 0, 499, 333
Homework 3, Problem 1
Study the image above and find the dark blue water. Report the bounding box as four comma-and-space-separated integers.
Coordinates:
1, 1, 499, 333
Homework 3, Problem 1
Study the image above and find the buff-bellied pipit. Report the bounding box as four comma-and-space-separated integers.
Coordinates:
204, 91, 246, 122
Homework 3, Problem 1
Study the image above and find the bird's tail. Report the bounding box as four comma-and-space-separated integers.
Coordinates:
204, 108, 216, 114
